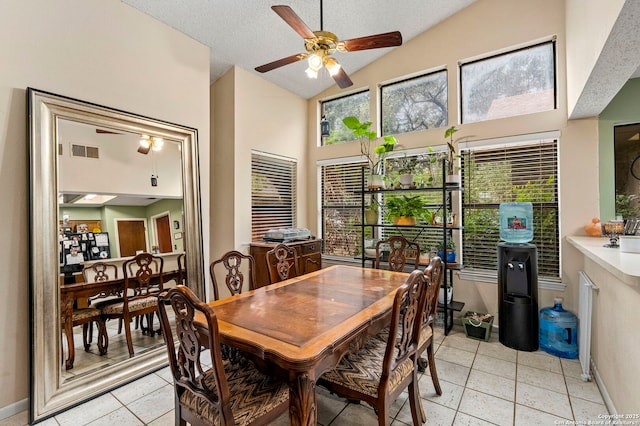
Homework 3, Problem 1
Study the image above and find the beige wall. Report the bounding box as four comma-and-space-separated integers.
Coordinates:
211, 67, 308, 274
0, 0, 210, 413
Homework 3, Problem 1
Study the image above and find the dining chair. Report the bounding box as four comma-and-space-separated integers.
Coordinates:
374, 235, 420, 272
209, 250, 256, 300
317, 269, 429, 426
100, 253, 164, 357
78, 262, 121, 346
265, 243, 299, 284
62, 305, 108, 363
157, 286, 289, 426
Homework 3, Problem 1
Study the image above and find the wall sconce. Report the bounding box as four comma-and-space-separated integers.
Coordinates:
320, 115, 330, 137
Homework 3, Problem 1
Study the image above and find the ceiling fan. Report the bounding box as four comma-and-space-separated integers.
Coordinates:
255, 2, 403, 89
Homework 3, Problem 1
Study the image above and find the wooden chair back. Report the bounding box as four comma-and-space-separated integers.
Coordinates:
375, 235, 420, 271
123, 253, 165, 301
265, 243, 299, 284
82, 262, 118, 282
177, 252, 187, 285
209, 250, 256, 300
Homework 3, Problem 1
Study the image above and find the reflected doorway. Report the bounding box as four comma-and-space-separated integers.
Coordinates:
155, 214, 173, 253
116, 219, 148, 256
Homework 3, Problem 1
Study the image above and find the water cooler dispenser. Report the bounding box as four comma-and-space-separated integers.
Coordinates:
497, 202, 539, 351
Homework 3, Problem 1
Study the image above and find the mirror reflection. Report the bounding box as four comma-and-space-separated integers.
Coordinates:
29, 88, 204, 422
57, 119, 184, 378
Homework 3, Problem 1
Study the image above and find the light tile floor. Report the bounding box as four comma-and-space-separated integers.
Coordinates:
4, 325, 609, 425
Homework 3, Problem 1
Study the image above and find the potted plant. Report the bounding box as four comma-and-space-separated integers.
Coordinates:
364, 195, 380, 224
444, 125, 461, 186
436, 239, 456, 264
342, 116, 398, 189
388, 154, 419, 188
384, 194, 425, 226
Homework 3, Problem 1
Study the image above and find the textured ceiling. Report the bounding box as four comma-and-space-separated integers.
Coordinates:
121, 0, 477, 99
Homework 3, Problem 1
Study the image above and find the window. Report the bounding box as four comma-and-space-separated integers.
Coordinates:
321, 91, 370, 145
251, 152, 297, 241
460, 40, 556, 123
461, 139, 559, 279
320, 161, 366, 257
381, 70, 448, 135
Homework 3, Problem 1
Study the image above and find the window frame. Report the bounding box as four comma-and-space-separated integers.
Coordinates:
320, 90, 370, 146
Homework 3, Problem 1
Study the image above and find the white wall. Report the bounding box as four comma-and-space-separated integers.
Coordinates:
0, 0, 210, 414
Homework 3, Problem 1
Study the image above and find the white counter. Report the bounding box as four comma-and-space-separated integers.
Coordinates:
566, 236, 640, 289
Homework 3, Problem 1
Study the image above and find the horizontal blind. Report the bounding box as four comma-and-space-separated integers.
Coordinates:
321, 162, 367, 257
251, 153, 297, 241
461, 140, 559, 279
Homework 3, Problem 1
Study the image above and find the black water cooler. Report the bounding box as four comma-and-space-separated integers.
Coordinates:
497, 242, 539, 351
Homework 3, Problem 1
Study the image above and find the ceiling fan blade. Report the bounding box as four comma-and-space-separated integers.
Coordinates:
137, 145, 151, 155
96, 129, 123, 135
332, 67, 353, 89
255, 53, 307, 73
341, 31, 403, 52
272, 5, 316, 39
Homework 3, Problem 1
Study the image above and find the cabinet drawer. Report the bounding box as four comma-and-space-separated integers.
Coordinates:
300, 241, 321, 254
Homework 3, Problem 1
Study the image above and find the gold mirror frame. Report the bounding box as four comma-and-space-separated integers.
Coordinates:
28, 88, 205, 422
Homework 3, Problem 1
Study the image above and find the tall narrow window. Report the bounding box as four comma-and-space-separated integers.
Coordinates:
381, 70, 448, 136
320, 91, 370, 145
461, 140, 559, 279
321, 161, 367, 257
461, 40, 556, 123
251, 152, 297, 241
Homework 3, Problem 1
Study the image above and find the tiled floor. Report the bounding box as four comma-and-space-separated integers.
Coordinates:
4, 325, 609, 425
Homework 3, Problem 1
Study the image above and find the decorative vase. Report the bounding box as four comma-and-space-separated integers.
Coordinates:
368, 174, 384, 189
393, 216, 417, 226
364, 209, 378, 225
439, 286, 453, 305
399, 174, 413, 189
437, 250, 456, 264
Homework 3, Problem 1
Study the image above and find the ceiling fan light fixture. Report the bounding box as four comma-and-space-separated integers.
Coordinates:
139, 136, 151, 149
324, 57, 341, 76
305, 67, 319, 79
308, 53, 323, 71
151, 137, 164, 151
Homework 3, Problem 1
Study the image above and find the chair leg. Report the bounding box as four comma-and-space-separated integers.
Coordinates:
82, 323, 92, 351
123, 314, 135, 357
427, 343, 442, 395
408, 373, 425, 425
96, 319, 109, 355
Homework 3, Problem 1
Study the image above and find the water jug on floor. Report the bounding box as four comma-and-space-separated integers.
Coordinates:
539, 298, 578, 359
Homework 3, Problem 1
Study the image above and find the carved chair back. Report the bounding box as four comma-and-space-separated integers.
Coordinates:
375, 235, 420, 272
209, 250, 256, 300
265, 243, 299, 284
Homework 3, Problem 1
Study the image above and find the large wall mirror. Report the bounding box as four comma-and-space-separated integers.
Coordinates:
28, 88, 205, 422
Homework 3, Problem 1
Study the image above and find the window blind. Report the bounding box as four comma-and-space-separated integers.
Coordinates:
461, 140, 559, 279
251, 153, 297, 241
321, 162, 367, 257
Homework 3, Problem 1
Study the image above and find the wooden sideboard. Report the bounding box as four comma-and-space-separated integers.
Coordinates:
249, 239, 322, 287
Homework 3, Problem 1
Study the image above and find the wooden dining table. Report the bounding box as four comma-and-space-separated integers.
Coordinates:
201, 264, 409, 426
60, 269, 180, 370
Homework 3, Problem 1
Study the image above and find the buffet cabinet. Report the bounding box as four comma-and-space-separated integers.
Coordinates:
249, 239, 322, 287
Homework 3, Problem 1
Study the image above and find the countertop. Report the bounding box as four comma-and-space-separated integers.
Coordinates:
566, 236, 640, 287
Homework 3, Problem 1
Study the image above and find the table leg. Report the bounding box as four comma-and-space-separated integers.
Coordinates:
289, 372, 317, 426
61, 297, 75, 370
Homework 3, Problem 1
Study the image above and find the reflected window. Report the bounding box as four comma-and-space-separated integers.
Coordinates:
614, 123, 640, 219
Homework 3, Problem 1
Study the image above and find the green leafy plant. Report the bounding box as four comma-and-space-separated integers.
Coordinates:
343, 116, 397, 175
615, 193, 639, 219
444, 125, 460, 175
383, 195, 425, 221
388, 154, 419, 175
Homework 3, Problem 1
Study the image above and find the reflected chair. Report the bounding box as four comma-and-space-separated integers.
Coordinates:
61, 304, 108, 369
157, 286, 289, 426
177, 252, 187, 285
265, 243, 299, 284
78, 262, 121, 347
100, 253, 164, 357
209, 250, 256, 300
317, 269, 429, 426
374, 235, 420, 272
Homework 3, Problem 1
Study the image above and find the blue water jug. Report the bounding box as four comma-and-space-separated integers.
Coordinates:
539, 298, 578, 358
499, 202, 534, 243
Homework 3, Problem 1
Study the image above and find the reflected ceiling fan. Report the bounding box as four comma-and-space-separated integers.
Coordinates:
255, 1, 402, 89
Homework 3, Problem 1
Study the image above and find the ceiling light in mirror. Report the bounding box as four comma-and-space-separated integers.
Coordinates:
73, 193, 117, 205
